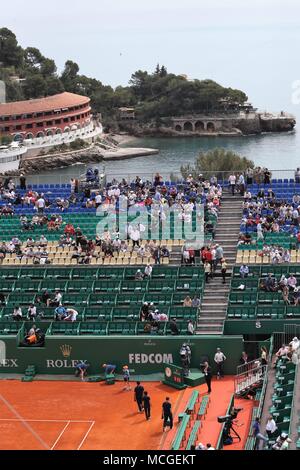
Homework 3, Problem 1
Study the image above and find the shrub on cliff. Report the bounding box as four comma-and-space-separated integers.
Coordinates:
181, 148, 254, 180
69, 138, 88, 151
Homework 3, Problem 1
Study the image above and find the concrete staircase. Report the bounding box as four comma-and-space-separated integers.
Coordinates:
197, 195, 243, 335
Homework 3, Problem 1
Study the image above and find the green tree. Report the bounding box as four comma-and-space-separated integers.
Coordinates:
0, 28, 23, 67
181, 148, 254, 180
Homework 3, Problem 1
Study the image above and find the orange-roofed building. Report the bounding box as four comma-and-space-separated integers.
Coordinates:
0, 92, 92, 141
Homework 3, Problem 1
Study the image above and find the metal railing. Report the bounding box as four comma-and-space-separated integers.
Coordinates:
2, 168, 300, 186
235, 359, 267, 395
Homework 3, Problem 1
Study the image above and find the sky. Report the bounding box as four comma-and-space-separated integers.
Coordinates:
2, 0, 300, 112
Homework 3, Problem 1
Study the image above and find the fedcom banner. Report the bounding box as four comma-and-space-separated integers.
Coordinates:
1, 336, 243, 375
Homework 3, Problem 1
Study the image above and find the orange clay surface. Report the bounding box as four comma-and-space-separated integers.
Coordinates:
0, 377, 252, 450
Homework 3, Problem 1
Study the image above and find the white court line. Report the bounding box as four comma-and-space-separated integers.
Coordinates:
77, 421, 95, 450
0, 419, 93, 423
51, 420, 70, 450
0, 394, 50, 450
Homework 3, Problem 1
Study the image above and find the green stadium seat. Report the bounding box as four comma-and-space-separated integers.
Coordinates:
116, 293, 145, 305
111, 306, 141, 321
108, 321, 136, 335
84, 307, 112, 321
79, 322, 108, 335
93, 280, 121, 292
71, 267, 99, 279
89, 293, 117, 306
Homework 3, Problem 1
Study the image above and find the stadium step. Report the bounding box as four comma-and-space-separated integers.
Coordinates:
196, 193, 243, 334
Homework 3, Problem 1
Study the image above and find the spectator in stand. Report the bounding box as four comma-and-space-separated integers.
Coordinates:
192, 295, 201, 308
135, 269, 143, 281
287, 274, 297, 291
204, 260, 212, 283
272, 433, 292, 450
238, 173, 245, 196
260, 346, 268, 365
187, 320, 194, 335
221, 258, 227, 284
228, 173, 236, 196
27, 304, 37, 320
240, 264, 249, 278
183, 296, 193, 307
64, 308, 79, 322
265, 416, 279, 440
144, 264, 152, 278
240, 351, 249, 365
13, 305, 22, 321
253, 417, 269, 450
170, 318, 179, 335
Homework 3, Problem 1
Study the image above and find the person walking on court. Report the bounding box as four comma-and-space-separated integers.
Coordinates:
162, 397, 173, 432
134, 381, 144, 412
214, 348, 226, 379
203, 361, 212, 393
143, 391, 151, 420
122, 365, 131, 391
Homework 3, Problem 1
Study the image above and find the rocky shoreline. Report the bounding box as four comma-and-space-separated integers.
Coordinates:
16, 139, 158, 175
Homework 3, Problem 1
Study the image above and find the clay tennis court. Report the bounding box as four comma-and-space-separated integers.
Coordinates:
0, 378, 251, 450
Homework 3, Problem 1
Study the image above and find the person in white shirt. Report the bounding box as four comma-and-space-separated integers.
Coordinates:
214, 348, 226, 378
36, 196, 45, 213
95, 193, 102, 208
144, 264, 153, 278
27, 304, 37, 320
13, 305, 22, 321
187, 320, 194, 335
228, 174, 236, 196
128, 225, 141, 248
64, 309, 78, 322
206, 443, 215, 450
265, 416, 278, 440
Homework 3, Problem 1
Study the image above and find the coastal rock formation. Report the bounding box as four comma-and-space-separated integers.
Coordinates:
119, 112, 296, 137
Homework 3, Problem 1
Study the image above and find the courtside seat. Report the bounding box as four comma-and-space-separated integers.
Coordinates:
66, 280, 94, 292
0, 268, 20, 280
148, 279, 176, 292
178, 266, 204, 279
152, 266, 179, 279
108, 321, 136, 335
143, 292, 173, 305
111, 306, 141, 321
45, 268, 71, 279
0, 322, 21, 335
0, 280, 15, 293
7, 292, 35, 306
71, 267, 99, 279
93, 280, 121, 292
169, 307, 198, 320
85, 307, 112, 321
120, 280, 148, 292
116, 292, 145, 305
79, 321, 108, 335
14, 279, 41, 292
40, 279, 68, 292
97, 267, 124, 279
49, 322, 80, 335
172, 291, 199, 305
19, 268, 46, 279
62, 293, 89, 306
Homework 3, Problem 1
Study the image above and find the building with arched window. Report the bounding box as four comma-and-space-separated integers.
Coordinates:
0, 92, 92, 142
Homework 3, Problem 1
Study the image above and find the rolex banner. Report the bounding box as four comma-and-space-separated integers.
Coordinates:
0, 335, 243, 375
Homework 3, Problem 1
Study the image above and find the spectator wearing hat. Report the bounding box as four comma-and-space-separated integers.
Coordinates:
272, 433, 292, 450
